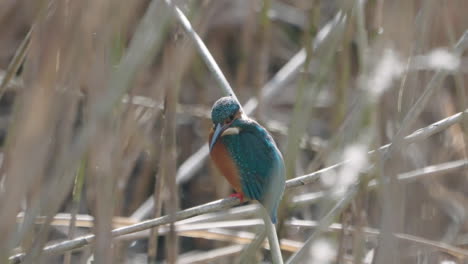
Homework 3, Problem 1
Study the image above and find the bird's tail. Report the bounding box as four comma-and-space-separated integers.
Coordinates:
263, 176, 285, 224
263, 193, 281, 224
270, 207, 278, 224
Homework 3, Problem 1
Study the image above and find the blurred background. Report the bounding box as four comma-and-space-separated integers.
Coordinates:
0, 0, 467, 263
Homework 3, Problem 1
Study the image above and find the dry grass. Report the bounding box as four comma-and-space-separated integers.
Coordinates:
0, 0, 467, 263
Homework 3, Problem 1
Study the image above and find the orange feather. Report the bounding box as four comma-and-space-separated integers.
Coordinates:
209, 130, 243, 194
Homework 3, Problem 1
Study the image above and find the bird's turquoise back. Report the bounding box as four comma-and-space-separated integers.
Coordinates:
220, 118, 285, 223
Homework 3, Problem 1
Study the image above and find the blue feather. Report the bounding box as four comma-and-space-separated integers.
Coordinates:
221, 118, 285, 223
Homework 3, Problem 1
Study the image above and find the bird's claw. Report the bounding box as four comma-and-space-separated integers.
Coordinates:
230, 193, 244, 202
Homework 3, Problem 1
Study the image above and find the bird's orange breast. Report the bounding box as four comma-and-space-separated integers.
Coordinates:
209, 131, 243, 194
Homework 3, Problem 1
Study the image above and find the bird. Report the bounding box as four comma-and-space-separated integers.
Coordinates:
209, 96, 285, 224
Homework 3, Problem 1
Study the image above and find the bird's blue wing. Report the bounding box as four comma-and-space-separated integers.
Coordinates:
222, 119, 285, 222
232, 132, 272, 200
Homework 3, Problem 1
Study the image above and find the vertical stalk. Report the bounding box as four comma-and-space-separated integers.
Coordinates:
161, 45, 181, 264
254, 0, 272, 120
63, 158, 86, 264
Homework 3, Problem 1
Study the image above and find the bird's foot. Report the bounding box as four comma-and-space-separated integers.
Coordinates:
230, 193, 244, 202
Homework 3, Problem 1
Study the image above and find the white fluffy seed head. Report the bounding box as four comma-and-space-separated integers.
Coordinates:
440, 260, 456, 264
326, 143, 369, 197
367, 49, 403, 99
309, 239, 336, 264
427, 48, 460, 71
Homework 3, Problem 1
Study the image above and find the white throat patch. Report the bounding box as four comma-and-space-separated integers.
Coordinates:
222, 127, 240, 136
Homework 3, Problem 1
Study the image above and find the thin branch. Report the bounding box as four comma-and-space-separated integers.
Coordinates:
164, 0, 239, 105
160, 45, 181, 264
120, 217, 468, 262
178, 229, 302, 252
384, 30, 468, 160
20, 159, 465, 233
176, 204, 260, 225
262, 208, 283, 264
396, 159, 467, 182
116, 220, 302, 253
9, 198, 238, 263
63, 159, 86, 264
0, 71, 22, 91
175, 217, 468, 260
177, 245, 244, 264
292, 159, 468, 206
286, 185, 358, 264
0, 27, 32, 100
270, 1, 306, 28
9, 108, 468, 262
288, 220, 468, 259
287, 109, 468, 190
22, 212, 468, 261
238, 227, 267, 263
396, 109, 468, 144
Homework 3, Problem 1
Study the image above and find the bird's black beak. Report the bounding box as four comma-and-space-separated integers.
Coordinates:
210, 123, 229, 152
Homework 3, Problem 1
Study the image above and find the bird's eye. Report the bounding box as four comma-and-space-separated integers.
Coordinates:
223, 114, 235, 125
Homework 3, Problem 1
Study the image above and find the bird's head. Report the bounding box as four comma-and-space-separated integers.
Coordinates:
210, 96, 243, 151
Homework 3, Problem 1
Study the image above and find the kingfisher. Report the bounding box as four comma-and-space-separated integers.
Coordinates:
209, 96, 285, 223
